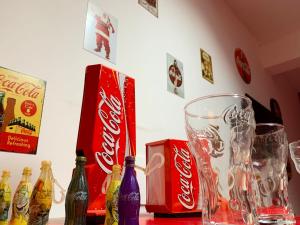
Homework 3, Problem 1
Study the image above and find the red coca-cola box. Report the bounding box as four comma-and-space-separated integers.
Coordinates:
76, 64, 136, 215
145, 139, 201, 214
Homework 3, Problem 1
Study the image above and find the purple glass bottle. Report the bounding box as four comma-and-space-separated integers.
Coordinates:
118, 156, 140, 225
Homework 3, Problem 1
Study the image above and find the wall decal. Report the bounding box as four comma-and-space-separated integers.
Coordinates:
84, 0, 118, 64
234, 48, 251, 84
0, 67, 46, 155
200, 49, 214, 84
139, 0, 158, 17
167, 53, 184, 98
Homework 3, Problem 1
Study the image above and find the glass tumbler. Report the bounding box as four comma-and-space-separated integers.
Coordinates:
252, 123, 295, 224
184, 94, 257, 225
289, 140, 300, 174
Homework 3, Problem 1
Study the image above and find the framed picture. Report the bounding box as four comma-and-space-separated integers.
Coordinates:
167, 53, 184, 98
200, 49, 214, 84
234, 48, 251, 84
84, 0, 118, 64
0, 67, 46, 155
138, 0, 158, 17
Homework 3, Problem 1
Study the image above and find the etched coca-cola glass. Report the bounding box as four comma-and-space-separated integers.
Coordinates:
184, 94, 257, 225
252, 124, 295, 224
289, 140, 300, 174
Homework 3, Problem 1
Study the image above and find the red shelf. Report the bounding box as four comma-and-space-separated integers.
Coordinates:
50, 214, 300, 225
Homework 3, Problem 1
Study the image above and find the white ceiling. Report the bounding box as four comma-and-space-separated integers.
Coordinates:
225, 0, 300, 91
225, 0, 300, 44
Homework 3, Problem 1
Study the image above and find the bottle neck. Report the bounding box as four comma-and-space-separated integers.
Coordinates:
39, 167, 52, 181
1, 177, 9, 184
21, 174, 31, 183
124, 164, 135, 175
111, 170, 121, 180
74, 161, 86, 176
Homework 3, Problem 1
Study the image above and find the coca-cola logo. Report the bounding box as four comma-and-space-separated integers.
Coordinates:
174, 145, 195, 210
73, 191, 88, 201
0, 74, 42, 99
119, 192, 140, 202
95, 88, 122, 174
234, 48, 251, 84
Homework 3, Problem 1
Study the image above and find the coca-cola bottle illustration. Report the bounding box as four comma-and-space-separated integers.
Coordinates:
2, 97, 15, 132
0, 92, 5, 129
118, 156, 140, 225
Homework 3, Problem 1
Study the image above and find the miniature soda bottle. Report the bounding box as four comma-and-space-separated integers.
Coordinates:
28, 161, 53, 225
0, 170, 12, 225
9, 167, 32, 225
104, 164, 121, 225
64, 156, 88, 225
118, 156, 140, 225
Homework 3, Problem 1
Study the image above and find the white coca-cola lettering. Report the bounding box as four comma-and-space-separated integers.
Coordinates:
174, 145, 195, 210
95, 88, 122, 174
119, 192, 140, 202
0, 74, 41, 99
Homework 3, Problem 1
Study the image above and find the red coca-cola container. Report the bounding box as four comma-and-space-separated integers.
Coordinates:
76, 64, 136, 216
145, 139, 201, 215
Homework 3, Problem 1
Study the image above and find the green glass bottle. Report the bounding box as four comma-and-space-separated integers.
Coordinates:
64, 156, 88, 225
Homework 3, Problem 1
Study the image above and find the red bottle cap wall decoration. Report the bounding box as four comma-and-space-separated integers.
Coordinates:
234, 48, 251, 84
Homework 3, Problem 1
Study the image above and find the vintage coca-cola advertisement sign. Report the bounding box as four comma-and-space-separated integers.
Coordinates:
146, 139, 200, 214
0, 67, 46, 154
76, 64, 135, 214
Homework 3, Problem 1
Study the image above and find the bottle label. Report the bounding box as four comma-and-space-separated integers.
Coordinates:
105, 185, 120, 225
12, 183, 31, 220
0, 187, 11, 221
28, 180, 52, 225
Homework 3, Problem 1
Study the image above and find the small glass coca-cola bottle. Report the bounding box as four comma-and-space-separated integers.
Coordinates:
118, 156, 140, 225
64, 155, 88, 225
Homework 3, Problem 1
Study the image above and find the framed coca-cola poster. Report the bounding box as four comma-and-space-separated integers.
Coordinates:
0, 67, 46, 154
139, 0, 158, 17
84, 0, 118, 64
234, 48, 251, 84
201, 48, 214, 84
167, 53, 184, 98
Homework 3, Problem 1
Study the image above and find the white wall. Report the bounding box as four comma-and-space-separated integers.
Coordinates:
0, 0, 299, 218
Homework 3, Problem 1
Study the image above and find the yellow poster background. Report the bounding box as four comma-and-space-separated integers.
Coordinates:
0, 67, 46, 137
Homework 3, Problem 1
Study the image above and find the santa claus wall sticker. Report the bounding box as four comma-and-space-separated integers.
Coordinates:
234, 48, 251, 84
167, 53, 184, 98
84, 0, 118, 64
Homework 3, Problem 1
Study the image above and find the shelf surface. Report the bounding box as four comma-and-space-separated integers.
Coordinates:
50, 214, 300, 225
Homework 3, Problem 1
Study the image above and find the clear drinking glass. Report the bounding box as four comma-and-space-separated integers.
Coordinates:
252, 123, 295, 224
289, 140, 300, 174
184, 94, 257, 225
